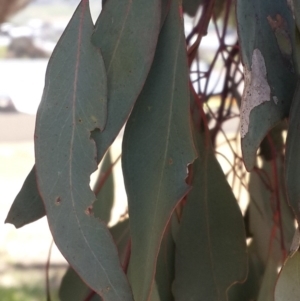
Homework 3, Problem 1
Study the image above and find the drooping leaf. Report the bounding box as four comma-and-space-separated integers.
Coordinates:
59, 218, 130, 301
102, 0, 108, 9
183, 0, 203, 16
149, 283, 161, 301
161, 0, 171, 28
109, 219, 131, 264
122, 0, 196, 299
285, 84, 300, 224
91, 0, 162, 164
151, 221, 175, 301
183, 0, 224, 20
5, 166, 45, 228
293, 0, 300, 33
7, 0, 163, 228
228, 243, 264, 301
249, 157, 294, 265
172, 126, 247, 301
257, 256, 278, 301
5, 149, 116, 228
93, 150, 114, 224
237, 0, 297, 170
34, 1, 132, 300
214, 0, 226, 20
275, 252, 300, 301
59, 267, 102, 301
294, 28, 300, 74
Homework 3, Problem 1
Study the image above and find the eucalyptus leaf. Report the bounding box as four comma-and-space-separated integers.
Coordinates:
249, 157, 294, 265
122, 0, 196, 299
228, 243, 264, 301
109, 219, 130, 264
152, 222, 175, 301
6, 0, 163, 229
34, 1, 132, 300
172, 127, 247, 301
59, 219, 130, 301
237, 0, 297, 170
183, 0, 203, 17
286, 84, 300, 224
59, 267, 102, 301
149, 283, 161, 301
257, 256, 278, 301
293, 0, 300, 33
5, 166, 45, 228
93, 150, 114, 224
91, 0, 162, 164
275, 252, 300, 301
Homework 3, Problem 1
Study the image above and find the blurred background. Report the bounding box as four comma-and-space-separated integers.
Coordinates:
0, 1, 244, 300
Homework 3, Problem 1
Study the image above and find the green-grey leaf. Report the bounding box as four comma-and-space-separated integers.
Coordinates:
91, 0, 162, 163
5, 147, 115, 228
161, 0, 171, 28
6, 0, 163, 228
34, 1, 132, 300
237, 0, 297, 170
102, 0, 108, 9
249, 157, 295, 265
93, 150, 114, 224
59, 267, 102, 301
275, 252, 300, 301
257, 256, 278, 301
228, 243, 264, 301
286, 84, 300, 223
149, 284, 161, 301
59, 219, 130, 301
109, 219, 131, 264
172, 128, 247, 301
5, 166, 45, 228
122, 0, 196, 299
293, 0, 300, 33
183, 0, 203, 17
151, 222, 175, 301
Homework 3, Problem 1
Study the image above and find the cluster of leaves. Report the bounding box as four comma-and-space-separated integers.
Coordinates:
6, 0, 300, 300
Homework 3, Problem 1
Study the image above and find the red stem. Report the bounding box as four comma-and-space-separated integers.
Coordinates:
122, 239, 132, 274
83, 290, 96, 301
267, 134, 286, 261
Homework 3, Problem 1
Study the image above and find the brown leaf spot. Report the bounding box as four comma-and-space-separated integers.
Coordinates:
267, 14, 292, 58
267, 14, 285, 30
85, 205, 93, 216
55, 197, 61, 205
169, 158, 173, 165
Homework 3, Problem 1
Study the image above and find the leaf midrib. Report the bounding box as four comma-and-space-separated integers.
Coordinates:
143, 28, 184, 301
68, 2, 119, 298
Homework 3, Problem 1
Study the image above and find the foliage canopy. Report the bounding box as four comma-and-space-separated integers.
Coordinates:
6, 0, 300, 300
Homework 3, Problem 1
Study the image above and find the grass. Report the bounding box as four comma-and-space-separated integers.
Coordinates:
0, 286, 59, 301
0, 46, 7, 58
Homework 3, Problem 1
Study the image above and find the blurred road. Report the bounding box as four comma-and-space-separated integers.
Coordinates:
0, 112, 35, 141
